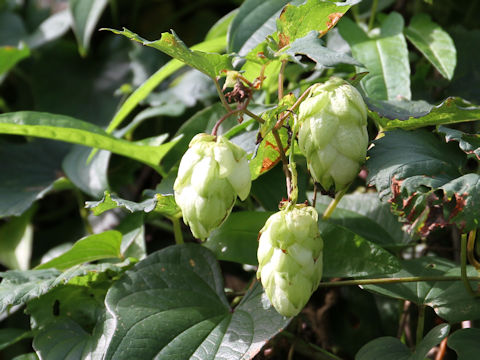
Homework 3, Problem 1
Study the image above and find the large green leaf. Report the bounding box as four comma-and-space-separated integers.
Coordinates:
0, 111, 179, 174
404, 13, 456, 80
448, 328, 480, 360
68, 0, 109, 56
228, 0, 289, 55
0, 139, 70, 218
0, 45, 29, 76
104, 36, 227, 135
35, 231, 122, 271
356, 324, 450, 360
339, 13, 411, 100
276, 0, 358, 47
103, 244, 289, 359
106, 28, 232, 79
366, 129, 479, 236
367, 96, 480, 130
205, 211, 401, 278
363, 257, 480, 322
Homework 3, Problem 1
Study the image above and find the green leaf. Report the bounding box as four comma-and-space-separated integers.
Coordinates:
320, 221, 401, 278
35, 231, 122, 270
312, 192, 410, 247
0, 45, 29, 76
12, 354, 38, 360
33, 318, 90, 360
86, 191, 181, 218
0, 11, 27, 46
62, 146, 111, 198
0, 206, 35, 270
228, 0, 289, 55
356, 324, 450, 360
106, 28, 232, 79
276, 0, 358, 47
104, 36, 227, 135
0, 111, 179, 174
0, 328, 32, 351
0, 140, 70, 218
367, 96, 480, 130
404, 13, 456, 80
448, 328, 480, 360
0, 262, 130, 314
116, 213, 146, 260
363, 257, 480, 322
367, 129, 480, 236
103, 244, 289, 359
68, 0, 109, 56
339, 13, 411, 100
283, 30, 361, 68
438, 125, 480, 160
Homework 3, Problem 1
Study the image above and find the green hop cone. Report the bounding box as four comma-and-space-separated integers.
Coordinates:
298, 77, 368, 191
174, 133, 251, 240
257, 204, 323, 317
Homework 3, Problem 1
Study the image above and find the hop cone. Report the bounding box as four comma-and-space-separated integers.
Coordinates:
298, 77, 368, 191
174, 133, 251, 240
257, 205, 323, 317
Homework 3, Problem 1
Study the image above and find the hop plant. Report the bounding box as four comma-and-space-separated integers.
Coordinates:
298, 77, 368, 191
174, 133, 251, 241
257, 204, 323, 317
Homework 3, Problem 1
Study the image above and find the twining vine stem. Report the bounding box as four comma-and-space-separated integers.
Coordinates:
317, 275, 480, 288
214, 76, 231, 112
460, 232, 478, 296
416, 305, 426, 345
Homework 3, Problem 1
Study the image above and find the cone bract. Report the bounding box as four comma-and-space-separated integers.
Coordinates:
174, 133, 251, 240
257, 205, 323, 317
298, 77, 368, 191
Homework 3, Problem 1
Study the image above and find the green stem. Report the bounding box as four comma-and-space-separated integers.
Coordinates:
368, 0, 379, 31
272, 129, 291, 199
288, 115, 299, 204
214, 77, 231, 112
467, 229, 480, 270
416, 305, 425, 345
171, 217, 184, 244
322, 188, 347, 220
461, 232, 476, 296
274, 84, 315, 130
281, 331, 342, 360
278, 59, 287, 101
317, 275, 480, 288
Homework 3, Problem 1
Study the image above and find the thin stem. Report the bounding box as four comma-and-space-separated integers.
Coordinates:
461, 232, 477, 296
274, 84, 315, 130
278, 60, 287, 101
211, 107, 244, 136
288, 114, 299, 204
272, 129, 291, 198
317, 275, 480, 288
171, 217, 184, 244
287, 343, 295, 360
368, 0, 379, 31
435, 337, 448, 360
74, 190, 93, 234
280, 331, 342, 360
322, 188, 347, 220
467, 229, 480, 270
312, 182, 318, 207
243, 108, 265, 124
397, 300, 411, 339
416, 305, 425, 345
214, 77, 231, 112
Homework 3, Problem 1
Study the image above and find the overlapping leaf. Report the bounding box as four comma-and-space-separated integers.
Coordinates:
339, 13, 411, 100
367, 129, 480, 236
438, 125, 480, 160
448, 328, 480, 360
367, 96, 480, 130
86, 191, 181, 218
105, 28, 232, 79
404, 13, 456, 80
276, 0, 359, 47
363, 257, 480, 322
103, 244, 290, 360
0, 45, 29, 76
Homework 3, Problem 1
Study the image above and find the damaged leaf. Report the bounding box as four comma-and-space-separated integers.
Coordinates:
276, 0, 358, 48
367, 130, 480, 236
438, 125, 480, 160
249, 127, 289, 180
